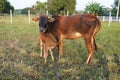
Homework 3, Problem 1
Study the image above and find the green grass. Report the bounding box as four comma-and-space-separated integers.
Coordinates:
0, 16, 120, 80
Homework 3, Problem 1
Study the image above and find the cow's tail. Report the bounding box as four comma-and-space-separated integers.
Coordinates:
93, 16, 101, 50
94, 16, 101, 36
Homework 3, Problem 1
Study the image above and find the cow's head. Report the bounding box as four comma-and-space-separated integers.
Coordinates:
32, 15, 55, 32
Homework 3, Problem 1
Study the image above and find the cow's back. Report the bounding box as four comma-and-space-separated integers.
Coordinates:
48, 14, 100, 39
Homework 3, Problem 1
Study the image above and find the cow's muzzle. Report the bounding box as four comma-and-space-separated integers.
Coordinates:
40, 27, 46, 32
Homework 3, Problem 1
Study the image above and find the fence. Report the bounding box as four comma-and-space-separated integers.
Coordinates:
98, 16, 120, 22
0, 14, 36, 24
0, 10, 120, 26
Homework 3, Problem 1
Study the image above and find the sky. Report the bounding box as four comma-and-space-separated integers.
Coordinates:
8, 0, 114, 10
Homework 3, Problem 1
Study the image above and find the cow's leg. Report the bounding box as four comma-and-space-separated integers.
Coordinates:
58, 38, 63, 58
84, 37, 94, 64
94, 38, 97, 50
44, 46, 48, 64
49, 49, 55, 61
40, 38, 43, 57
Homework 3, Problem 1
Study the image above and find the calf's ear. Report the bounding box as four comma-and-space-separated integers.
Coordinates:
48, 18, 55, 22
32, 17, 39, 22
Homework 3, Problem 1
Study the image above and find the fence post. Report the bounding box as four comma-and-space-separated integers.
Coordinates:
116, 0, 120, 22
10, 9, 12, 24
28, 10, 30, 24
46, 10, 48, 15
67, 10, 69, 16
108, 11, 111, 27
102, 16, 105, 22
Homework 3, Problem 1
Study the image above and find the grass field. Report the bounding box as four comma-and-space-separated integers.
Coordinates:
0, 16, 120, 80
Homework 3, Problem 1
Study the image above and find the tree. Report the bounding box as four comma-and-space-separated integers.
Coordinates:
85, 2, 100, 15
33, 1, 46, 14
111, 0, 120, 16
0, 0, 7, 13
21, 7, 35, 14
0, 0, 14, 14
21, 7, 30, 14
48, 0, 76, 15
97, 6, 104, 16
98, 6, 110, 16
3, 1, 14, 14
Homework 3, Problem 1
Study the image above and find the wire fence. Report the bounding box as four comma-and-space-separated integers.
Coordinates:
0, 10, 120, 25
99, 16, 120, 22
0, 14, 36, 24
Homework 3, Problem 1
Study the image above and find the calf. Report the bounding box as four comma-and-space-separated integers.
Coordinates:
40, 32, 58, 64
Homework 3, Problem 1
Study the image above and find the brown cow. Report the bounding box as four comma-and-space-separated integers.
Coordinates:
34, 14, 101, 64
40, 32, 58, 64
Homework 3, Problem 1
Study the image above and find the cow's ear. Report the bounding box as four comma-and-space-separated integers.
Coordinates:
48, 18, 55, 22
32, 17, 39, 22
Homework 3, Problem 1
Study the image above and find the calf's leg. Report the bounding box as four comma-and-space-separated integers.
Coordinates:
49, 49, 55, 61
40, 38, 43, 57
44, 46, 48, 64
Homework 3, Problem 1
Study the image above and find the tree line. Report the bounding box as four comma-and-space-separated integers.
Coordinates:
0, 0, 14, 14
0, 0, 119, 16
21, 0, 120, 16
